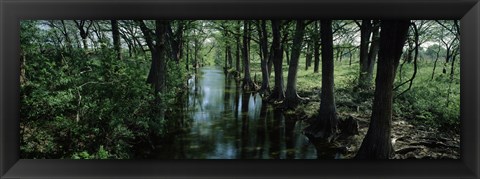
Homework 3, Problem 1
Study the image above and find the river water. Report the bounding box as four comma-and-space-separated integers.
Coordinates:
150, 66, 317, 159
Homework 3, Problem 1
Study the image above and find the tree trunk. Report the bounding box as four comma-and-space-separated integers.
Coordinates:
241, 20, 257, 91
154, 20, 168, 100
111, 20, 122, 60
227, 45, 233, 69
225, 46, 229, 70
356, 20, 410, 159
236, 25, 242, 76
82, 38, 88, 49
450, 48, 458, 80
284, 20, 306, 109
365, 20, 380, 87
335, 48, 341, 61
73, 20, 92, 50
431, 44, 441, 79
313, 21, 320, 73
268, 45, 274, 77
137, 20, 156, 84
168, 22, 184, 64
285, 44, 290, 65
122, 34, 133, 57
268, 20, 285, 102
305, 41, 312, 71
194, 39, 199, 73
60, 20, 73, 51
139, 20, 169, 102
186, 42, 190, 71
305, 20, 337, 140
406, 37, 414, 63
358, 20, 372, 89
443, 46, 451, 74
349, 48, 353, 66
257, 20, 270, 95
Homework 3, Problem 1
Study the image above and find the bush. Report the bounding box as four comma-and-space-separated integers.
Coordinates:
20, 42, 189, 159
393, 63, 460, 133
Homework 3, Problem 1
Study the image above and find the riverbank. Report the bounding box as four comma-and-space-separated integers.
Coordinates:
230, 60, 460, 159
288, 89, 460, 159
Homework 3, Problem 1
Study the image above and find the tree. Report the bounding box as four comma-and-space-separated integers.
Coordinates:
357, 20, 373, 89
313, 21, 321, 73
193, 29, 201, 72
111, 20, 122, 60
436, 20, 459, 76
305, 40, 313, 71
305, 20, 337, 140
188, 23, 210, 73
256, 20, 271, 95
284, 20, 306, 108
136, 20, 169, 101
223, 24, 234, 70
236, 21, 242, 76
241, 20, 258, 91
395, 22, 420, 97
118, 20, 145, 57
366, 20, 380, 87
167, 21, 186, 64
356, 20, 410, 159
89, 21, 109, 49
73, 20, 94, 50
267, 20, 285, 102
45, 20, 74, 51
20, 20, 40, 86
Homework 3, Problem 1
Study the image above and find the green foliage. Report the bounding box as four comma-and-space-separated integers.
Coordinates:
20, 20, 191, 159
393, 59, 460, 133
71, 145, 110, 159
20, 20, 460, 159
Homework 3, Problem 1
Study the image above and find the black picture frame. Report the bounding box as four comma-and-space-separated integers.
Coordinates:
1, 0, 479, 178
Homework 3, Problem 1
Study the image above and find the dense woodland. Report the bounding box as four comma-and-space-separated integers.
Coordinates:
20, 20, 460, 159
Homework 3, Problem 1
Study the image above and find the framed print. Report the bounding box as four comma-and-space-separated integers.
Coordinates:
1, 0, 479, 178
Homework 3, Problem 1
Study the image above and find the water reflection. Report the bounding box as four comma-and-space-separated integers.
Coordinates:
151, 66, 317, 159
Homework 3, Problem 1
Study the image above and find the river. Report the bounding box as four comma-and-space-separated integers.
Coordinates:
149, 66, 317, 159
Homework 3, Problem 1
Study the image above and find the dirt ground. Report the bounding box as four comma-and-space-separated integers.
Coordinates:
291, 99, 460, 159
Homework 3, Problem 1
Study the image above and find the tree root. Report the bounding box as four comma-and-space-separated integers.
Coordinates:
304, 112, 338, 142
242, 79, 259, 92
282, 94, 307, 110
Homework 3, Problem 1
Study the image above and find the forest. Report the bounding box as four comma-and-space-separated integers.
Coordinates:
20, 20, 460, 159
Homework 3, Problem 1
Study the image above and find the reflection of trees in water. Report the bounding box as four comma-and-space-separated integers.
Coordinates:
149, 67, 318, 159
148, 106, 190, 159
284, 115, 296, 159
254, 104, 268, 158
188, 74, 204, 112
296, 121, 312, 159
268, 108, 283, 159
240, 92, 250, 158
233, 80, 241, 158
224, 74, 231, 108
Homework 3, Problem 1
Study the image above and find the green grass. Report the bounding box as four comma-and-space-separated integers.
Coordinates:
242, 54, 460, 133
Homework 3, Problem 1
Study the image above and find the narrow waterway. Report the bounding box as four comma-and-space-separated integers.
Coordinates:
151, 66, 317, 159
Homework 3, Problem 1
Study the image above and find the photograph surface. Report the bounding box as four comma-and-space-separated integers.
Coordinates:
20, 20, 460, 159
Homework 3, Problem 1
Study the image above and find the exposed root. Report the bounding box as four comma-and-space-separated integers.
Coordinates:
242, 79, 259, 92
282, 94, 308, 110
304, 112, 338, 142
267, 88, 285, 103
257, 87, 271, 98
